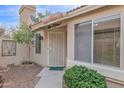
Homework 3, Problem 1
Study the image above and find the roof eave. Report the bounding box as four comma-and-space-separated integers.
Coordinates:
31, 5, 107, 31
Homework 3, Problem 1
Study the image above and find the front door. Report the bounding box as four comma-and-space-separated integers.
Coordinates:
48, 31, 65, 67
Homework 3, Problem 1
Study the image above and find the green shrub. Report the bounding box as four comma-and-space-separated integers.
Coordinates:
63, 65, 107, 88
22, 61, 34, 65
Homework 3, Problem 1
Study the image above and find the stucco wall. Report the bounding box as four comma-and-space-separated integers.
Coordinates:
30, 30, 48, 67
19, 6, 36, 26
67, 6, 124, 82
31, 27, 67, 67
0, 39, 28, 68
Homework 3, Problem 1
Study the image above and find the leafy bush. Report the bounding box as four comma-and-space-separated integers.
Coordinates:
63, 65, 107, 88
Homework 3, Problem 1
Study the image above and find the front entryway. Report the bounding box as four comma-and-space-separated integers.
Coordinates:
35, 68, 64, 88
48, 30, 66, 67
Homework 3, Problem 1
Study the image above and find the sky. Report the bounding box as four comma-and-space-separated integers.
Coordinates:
0, 5, 79, 31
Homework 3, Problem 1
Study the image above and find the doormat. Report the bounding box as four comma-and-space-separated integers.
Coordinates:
49, 67, 64, 71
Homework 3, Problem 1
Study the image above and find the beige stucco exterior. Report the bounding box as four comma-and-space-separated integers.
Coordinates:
66, 6, 124, 82
0, 39, 29, 68
30, 26, 67, 67
0, 5, 124, 87
1, 5, 123, 84
30, 30, 48, 66
19, 5, 36, 26
30, 6, 124, 83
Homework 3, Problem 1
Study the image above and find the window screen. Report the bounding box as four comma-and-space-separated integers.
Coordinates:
75, 21, 92, 63
35, 33, 41, 54
94, 15, 120, 67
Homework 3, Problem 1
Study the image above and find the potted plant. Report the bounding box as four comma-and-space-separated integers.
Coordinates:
63, 65, 107, 88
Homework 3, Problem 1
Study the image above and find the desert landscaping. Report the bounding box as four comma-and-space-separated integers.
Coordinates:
0, 63, 42, 88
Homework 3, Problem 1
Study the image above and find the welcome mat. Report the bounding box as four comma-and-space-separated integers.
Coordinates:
49, 67, 64, 71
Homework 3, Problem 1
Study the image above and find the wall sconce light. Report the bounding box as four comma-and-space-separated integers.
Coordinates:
41, 36, 43, 40
36, 33, 44, 40
39, 35, 43, 40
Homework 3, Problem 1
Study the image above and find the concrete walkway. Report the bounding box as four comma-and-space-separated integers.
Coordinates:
35, 68, 64, 88
35, 68, 124, 88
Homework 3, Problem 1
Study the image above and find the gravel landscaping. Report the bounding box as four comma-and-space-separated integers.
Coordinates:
0, 64, 42, 88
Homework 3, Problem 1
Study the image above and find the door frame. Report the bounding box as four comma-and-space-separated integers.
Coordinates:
48, 31, 66, 67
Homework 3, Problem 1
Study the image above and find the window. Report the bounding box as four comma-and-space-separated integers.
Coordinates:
35, 33, 41, 54
74, 21, 92, 63
74, 14, 121, 67
94, 14, 120, 67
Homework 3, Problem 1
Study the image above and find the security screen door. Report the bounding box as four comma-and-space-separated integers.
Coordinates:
49, 31, 65, 67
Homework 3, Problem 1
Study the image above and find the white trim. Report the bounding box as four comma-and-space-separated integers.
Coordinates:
94, 12, 122, 22
67, 59, 124, 82
91, 19, 94, 64
62, 31, 65, 67
48, 31, 50, 66
74, 20, 92, 63
74, 19, 92, 26
94, 14, 120, 23
31, 6, 106, 31
73, 24, 75, 60
120, 13, 123, 69
74, 59, 120, 70
63, 31, 65, 66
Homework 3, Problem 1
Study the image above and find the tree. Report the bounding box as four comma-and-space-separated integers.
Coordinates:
12, 24, 34, 61
0, 25, 5, 37
0, 28, 5, 37
37, 13, 44, 19
45, 10, 51, 16
37, 10, 51, 20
